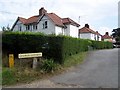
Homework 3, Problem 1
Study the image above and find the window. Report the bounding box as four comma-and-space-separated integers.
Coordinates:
36, 25, 37, 29
19, 26, 21, 31
33, 25, 37, 30
45, 21, 47, 28
26, 25, 30, 30
18, 25, 21, 31
43, 21, 48, 29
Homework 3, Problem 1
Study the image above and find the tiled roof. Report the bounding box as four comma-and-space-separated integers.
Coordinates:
102, 35, 112, 39
19, 15, 39, 25
79, 27, 97, 34
79, 26, 102, 36
47, 13, 64, 27
96, 31, 102, 36
25, 15, 39, 24
17, 7, 80, 27
18, 17, 27, 24
62, 18, 80, 27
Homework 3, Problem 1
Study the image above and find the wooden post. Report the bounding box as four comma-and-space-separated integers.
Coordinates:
9, 54, 14, 68
33, 58, 38, 69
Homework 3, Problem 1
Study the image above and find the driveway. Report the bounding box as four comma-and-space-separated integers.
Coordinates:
51, 48, 118, 88
5, 48, 118, 88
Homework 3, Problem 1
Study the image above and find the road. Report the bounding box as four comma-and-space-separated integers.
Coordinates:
5, 48, 118, 88
50, 48, 118, 88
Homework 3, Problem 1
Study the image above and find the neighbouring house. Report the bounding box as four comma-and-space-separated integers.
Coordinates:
79, 24, 102, 41
102, 32, 113, 42
11, 7, 80, 38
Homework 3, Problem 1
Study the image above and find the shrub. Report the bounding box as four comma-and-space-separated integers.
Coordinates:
2, 31, 113, 64
40, 59, 58, 73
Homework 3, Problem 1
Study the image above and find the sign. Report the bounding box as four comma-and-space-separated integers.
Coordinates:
18, 52, 42, 59
9, 54, 14, 68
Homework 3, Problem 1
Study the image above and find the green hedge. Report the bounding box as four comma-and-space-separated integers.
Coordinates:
2, 32, 113, 64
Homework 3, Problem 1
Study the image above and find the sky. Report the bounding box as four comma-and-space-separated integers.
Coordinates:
0, 0, 119, 35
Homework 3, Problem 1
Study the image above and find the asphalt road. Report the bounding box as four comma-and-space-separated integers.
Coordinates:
50, 48, 118, 88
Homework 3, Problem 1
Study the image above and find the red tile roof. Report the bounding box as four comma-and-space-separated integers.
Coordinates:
96, 31, 102, 36
19, 15, 40, 25
25, 15, 39, 24
19, 17, 27, 24
16, 7, 80, 28
79, 26, 101, 36
62, 18, 80, 27
102, 34, 112, 39
47, 13, 64, 27
79, 27, 96, 34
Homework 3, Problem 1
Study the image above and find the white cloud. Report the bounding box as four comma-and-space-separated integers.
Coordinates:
98, 27, 113, 35
0, 0, 119, 32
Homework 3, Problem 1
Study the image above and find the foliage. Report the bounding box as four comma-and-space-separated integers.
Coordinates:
2, 25, 12, 32
2, 68, 16, 85
2, 31, 113, 64
112, 28, 120, 42
40, 59, 58, 73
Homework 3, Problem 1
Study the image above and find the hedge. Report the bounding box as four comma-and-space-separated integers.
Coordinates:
2, 32, 113, 64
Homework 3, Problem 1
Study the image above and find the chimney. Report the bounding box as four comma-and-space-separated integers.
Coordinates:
85, 24, 89, 28
105, 32, 109, 35
39, 7, 47, 16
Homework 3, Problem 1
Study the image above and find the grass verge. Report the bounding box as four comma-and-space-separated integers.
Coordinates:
63, 52, 87, 67
2, 51, 87, 86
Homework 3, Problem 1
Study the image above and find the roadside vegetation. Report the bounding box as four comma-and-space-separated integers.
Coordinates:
2, 52, 87, 86
2, 31, 113, 86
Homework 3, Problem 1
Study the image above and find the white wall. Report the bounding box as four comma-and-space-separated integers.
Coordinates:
69, 25, 78, 38
64, 25, 70, 36
13, 21, 26, 31
80, 33, 91, 39
55, 26, 63, 35
37, 15, 55, 34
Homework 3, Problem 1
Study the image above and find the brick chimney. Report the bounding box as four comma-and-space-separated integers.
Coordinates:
85, 24, 89, 28
39, 7, 47, 16
105, 32, 109, 35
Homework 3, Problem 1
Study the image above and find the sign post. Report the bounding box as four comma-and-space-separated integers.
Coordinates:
18, 52, 42, 69
9, 54, 14, 68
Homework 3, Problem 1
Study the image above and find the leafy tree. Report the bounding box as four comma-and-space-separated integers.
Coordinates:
112, 28, 120, 42
1, 25, 11, 32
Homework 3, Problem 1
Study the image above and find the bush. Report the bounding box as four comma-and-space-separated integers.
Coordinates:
2, 31, 113, 64
40, 59, 58, 73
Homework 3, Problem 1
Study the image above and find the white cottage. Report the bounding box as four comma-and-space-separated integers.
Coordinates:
79, 24, 102, 41
12, 7, 80, 38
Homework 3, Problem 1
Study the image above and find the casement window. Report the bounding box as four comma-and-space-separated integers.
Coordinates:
18, 25, 21, 31
94, 34, 96, 40
43, 21, 48, 29
33, 25, 37, 30
19, 26, 21, 31
26, 25, 30, 30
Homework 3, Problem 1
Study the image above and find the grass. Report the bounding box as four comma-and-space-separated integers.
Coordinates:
2, 51, 87, 86
63, 52, 87, 67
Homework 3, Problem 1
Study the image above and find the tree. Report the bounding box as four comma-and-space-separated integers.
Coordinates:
1, 25, 11, 32
112, 28, 120, 42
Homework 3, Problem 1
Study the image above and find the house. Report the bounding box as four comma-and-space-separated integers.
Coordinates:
102, 32, 113, 42
79, 24, 102, 41
11, 7, 80, 38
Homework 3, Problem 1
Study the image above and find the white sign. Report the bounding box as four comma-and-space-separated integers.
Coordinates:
18, 52, 42, 59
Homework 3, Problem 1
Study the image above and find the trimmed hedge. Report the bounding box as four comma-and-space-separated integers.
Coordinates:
2, 32, 113, 64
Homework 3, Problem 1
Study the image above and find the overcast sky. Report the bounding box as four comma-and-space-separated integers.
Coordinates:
0, 0, 119, 35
